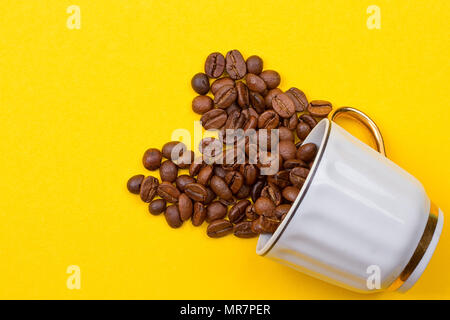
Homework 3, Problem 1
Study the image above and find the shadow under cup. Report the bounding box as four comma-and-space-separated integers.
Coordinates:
256, 118, 444, 293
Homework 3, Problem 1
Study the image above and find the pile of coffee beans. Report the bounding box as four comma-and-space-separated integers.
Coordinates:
127, 50, 332, 238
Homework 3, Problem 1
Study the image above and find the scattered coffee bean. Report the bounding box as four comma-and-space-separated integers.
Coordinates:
296, 121, 311, 140
308, 100, 332, 117
246, 55, 263, 75
228, 199, 251, 223
258, 110, 279, 129
261, 183, 282, 206
249, 91, 266, 114
162, 141, 186, 160
192, 202, 206, 226
251, 180, 266, 203
279, 140, 297, 161
185, 183, 208, 202
159, 160, 178, 182
178, 193, 193, 221
299, 114, 317, 129
274, 204, 291, 219
205, 52, 225, 78
142, 148, 162, 171
157, 181, 180, 203
235, 184, 251, 199
165, 204, 183, 228
254, 196, 276, 216
197, 165, 214, 185
225, 50, 247, 80
149, 199, 166, 215
207, 219, 233, 238
214, 85, 237, 108
297, 143, 318, 162
236, 82, 249, 107
200, 109, 228, 130
140, 176, 159, 202
260, 70, 280, 89
210, 176, 233, 200
206, 201, 228, 222
176, 175, 196, 192
191, 73, 210, 95
192, 95, 214, 114
289, 167, 309, 188
246, 73, 267, 93
265, 88, 282, 108
282, 186, 300, 202
211, 77, 234, 95
224, 170, 244, 194
251, 215, 279, 234
127, 174, 144, 194
233, 221, 258, 238
272, 93, 295, 118
285, 87, 308, 112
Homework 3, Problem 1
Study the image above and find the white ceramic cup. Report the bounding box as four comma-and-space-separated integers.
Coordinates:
256, 107, 444, 293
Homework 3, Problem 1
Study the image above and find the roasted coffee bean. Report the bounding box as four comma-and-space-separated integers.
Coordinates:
127, 174, 144, 194
279, 140, 297, 161
206, 201, 227, 222
192, 202, 206, 226
239, 163, 259, 185
140, 176, 159, 202
191, 73, 210, 95
245, 204, 258, 221
233, 221, 258, 238
192, 95, 214, 114
274, 204, 291, 219
201, 109, 227, 130
272, 92, 295, 118
211, 77, 234, 95
249, 91, 265, 114
242, 107, 260, 120
225, 50, 247, 80
265, 88, 282, 108
289, 167, 310, 188
267, 170, 290, 188
189, 160, 203, 177
219, 197, 236, 206
235, 184, 251, 199
261, 183, 282, 206
204, 187, 216, 205
199, 138, 222, 158
285, 87, 308, 112
278, 126, 294, 142
308, 100, 332, 117
185, 183, 208, 202
228, 199, 251, 223
159, 160, 178, 182
176, 175, 196, 192
243, 115, 258, 131
251, 180, 266, 202
197, 165, 214, 185
224, 170, 244, 194
258, 110, 279, 129
282, 186, 300, 202
148, 199, 166, 215
210, 176, 233, 200
225, 102, 240, 115
246, 73, 267, 93
297, 143, 318, 162
205, 52, 225, 78
157, 181, 181, 203
165, 205, 183, 228
213, 166, 227, 179
260, 70, 280, 89
283, 159, 308, 169
142, 148, 162, 171
225, 110, 246, 130
296, 121, 311, 140
178, 193, 193, 221
251, 215, 279, 234
207, 219, 233, 238
162, 141, 186, 160
174, 150, 195, 169
300, 114, 318, 128
214, 85, 237, 108
254, 196, 276, 216
246, 55, 263, 75
283, 113, 299, 130
236, 82, 249, 107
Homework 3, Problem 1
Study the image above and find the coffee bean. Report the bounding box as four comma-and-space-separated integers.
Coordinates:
226, 103, 240, 115
225, 50, 247, 80
251, 180, 266, 202
308, 100, 332, 117
299, 114, 317, 129
285, 87, 308, 112
243, 115, 258, 131
204, 187, 216, 205
272, 93, 295, 118
267, 170, 290, 188
258, 110, 279, 129
278, 126, 294, 142
235, 184, 251, 199
260, 70, 280, 89
205, 52, 225, 78
206, 201, 227, 222
228, 199, 251, 223
296, 121, 311, 140
233, 221, 258, 238
246, 55, 263, 75
174, 150, 195, 169
201, 109, 227, 130
245, 204, 258, 221
185, 183, 208, 202
148, 199, 166, 215
242, 107, 259, 120
261, 182, 282, 206
157, 181, 180, 203
264, 88, 282, 108
283, 159, 308, 170
279, 140, 297, 161
213, 166, 227, 179
207, 219, 233, 238
254, 196, 275, 216
225, 170, 244, 194
224, 110, 246, 130
219, 197, 236, 206
192, 95, 214, 114
191, 202, 206, 226
246, 73, 267, 93
199, 137, 222, 157
211, 77, 234, 95
175, 174, 196, 192
251, 215, 279, 234
165, 205, 183, 228
282, 186, 300, 202
140, 176, 159, 202
127, 174, 144, 194
197, 165, 214, 185
159, 160, 178, 182
274, 204, 291, 219
189, 160, 203, 177
162, 141, 186, 160
249, 91, 265, 114
191, 73, 210, 95
239, 163, 259, 185
297, 143, 317, 162
236, 82, 249, 107
289, 167, 310, 188
283, 113, 299, 130
142, 148, 162, 171
214, 85, 237, 108
178, 193, 193, 221
210, 176, 233, 200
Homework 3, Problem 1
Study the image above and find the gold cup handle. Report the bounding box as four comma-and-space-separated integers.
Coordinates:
331, 107, 386, 157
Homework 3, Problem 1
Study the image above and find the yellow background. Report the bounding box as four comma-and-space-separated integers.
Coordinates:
0, 0, 449, 299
